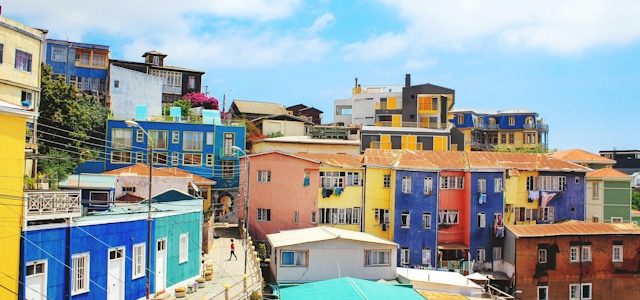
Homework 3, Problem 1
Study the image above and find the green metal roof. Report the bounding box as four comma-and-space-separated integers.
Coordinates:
278, 277, 424, 300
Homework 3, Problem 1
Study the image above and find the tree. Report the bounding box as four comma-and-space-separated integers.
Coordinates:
163, 98, 194, 120
183, 92, 219, 110
39, 150, 76, 189
633, 190, 640, 210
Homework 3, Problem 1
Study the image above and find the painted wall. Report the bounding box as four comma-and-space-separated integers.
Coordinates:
333, 98, 352, 125
109, 65, 163, 120
0, 16, 45, 107
543, 171, 585, 223
261, 120, 305, 136
469, 172, 504, 263
113, 174, 194, 200
586, 178, 605, 222
239, 152, 320, 241
393, 170, 438, 267
251, 141, 360, 155
437, 171, 470, 246
153, 212, 202, 291
20, 227, 67, 299
317, 166, 363, 232
603, 180, 632, 222
0, 113, 28, 299
363, 167, 394, 240
271, 239, 397, 283
504, 171, 539, 225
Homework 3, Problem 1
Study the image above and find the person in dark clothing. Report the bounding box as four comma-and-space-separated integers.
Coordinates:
229, 239, 238, 260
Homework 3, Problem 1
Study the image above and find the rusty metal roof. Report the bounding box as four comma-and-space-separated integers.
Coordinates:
296, 153, 363, 169
550, 148, 616, 165
363, 149, 402, 167
395, 150, 467, 171
507, 220, 640, 238
104, 164, 215, 185
586, 167, 632, 179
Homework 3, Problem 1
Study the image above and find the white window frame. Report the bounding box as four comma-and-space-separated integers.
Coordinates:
136, 129, 144, 143
493, 246, 502, 260
422, 248, 431, 266
223, 132, 235, 156
494, 178, 503, 192
110, 150, 132, 165
365, 250, 390, 266
182, 153, 202, 166
71, 252, 90, 295
171, 152, 179, 166
400, 248, 410, 265
422, 212, 431, 229
135, 151, 145, 164
540, 206, 554, 222
182, 131, 203, 151
132, 243, 145, 279
206, 132, 214, 145
581, 245, 592, 262
88, 191, 110, 207
401, 211, 410, 228
612, 244, 623, 262
171, 130, 180, 144
508, 117, 515, 126
205, 154, 213, 167
280, 250, 307, 267
592, 182, 600, 199
538, 249, 547, 264
478, 212, 486, 228
537, 286, 549, 300
257, 208, 271, 222
346, 172, 361, 186
438, 209, 459, 225
257, 170, 271, 183
424, 177, 433, 195
402, 176, 411, 193
179, 234, 189, 263
51, 45, 67, 62
478, 178, 486, 193
570, 283, 592, 300
476, 248, 486, 262
570, 246, 579, 262
440, 176, 464, 190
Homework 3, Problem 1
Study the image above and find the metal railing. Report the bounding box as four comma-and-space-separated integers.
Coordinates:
485, 284, 515, 300
374, 121, 449, 129
162, 85, 182, 94
25, 190, 82, 221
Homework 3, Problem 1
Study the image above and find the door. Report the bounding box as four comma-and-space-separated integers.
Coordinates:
155, 239, 167, 292
107, 247, 125, 300
25, 261, 47, 300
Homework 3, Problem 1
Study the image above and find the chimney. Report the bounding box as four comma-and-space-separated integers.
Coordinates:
405, 74, 411, 87
355, 77, 358, 88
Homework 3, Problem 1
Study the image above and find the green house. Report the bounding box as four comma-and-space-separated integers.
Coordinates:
586, 168, 632, 223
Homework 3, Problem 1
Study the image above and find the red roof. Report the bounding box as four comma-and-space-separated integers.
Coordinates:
104, 164, 215, 185
363, 149, 402, 167
550, 149, 616, 165
295, 153, 363, 168
507, 220, 640, 238
586, 167, 632, 179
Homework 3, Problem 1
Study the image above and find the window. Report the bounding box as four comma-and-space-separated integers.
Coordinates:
0, 43, 3, 64
152, 152, 167, 165
149, 130, 168, 150
592, 182, 600, 199
514, 207, 536, 222
611, 217, 623, 223
570, 246, 579, 262
21, 91, 33, 106
581, 245, 592, 262
527, 176, 538, 190
122, 186, 136, 193
72, 253, 90, 295
493, 247, 502, 260
281, 250, 306, 267
111, 151, 132, 164
257, 208, 271, 221
132, 243, 145, 279
92, 53, 106, 67
320, 171, 344, 188
570, 283, 592, 300
539, 176, 566, 191
401, 211, 410, 228
383, 174, 391, 188
422, 248, 431, 266
508, 133, 515, 144
205, 154, 213, 167
365, 250, 390, 266
179, 234, 189, 263
537, 286, 548, 300
26, 261, 46, 277
153, 56, 160, 65
76, 51, 90, 65
440, 176, 464, 189
136, 129, 145, 143
457, 114, 464, 124
525, 132, 536, 144
346, 172, 360, 186
539, 207, 554, 222
182, 153, 202, 166
223, 133, 234, 156
508, 117, 515, 126
172, 131, 180, 144
478, 178, 486, 193
424, 177, 433, 195
476, 248, 485, 262
400, 248, 410, 265
311, 211, 317, 224
51, 45, 67, 62
258, 170, 271, 182
352, 207, 361, 224
114, 80, 120, 88
500, 133, 507, 144
294, 211, 299, 223
171, 152, 180, 165
222, 160, 234, 178
538, 249, 547, 263
188, 76, 196, 89
477, 212, 486, 228
494, 178, 503, 192
422, 213, 431, 229
613, 244, 623, 262
402, 176, 411, 193
15, 49, 32, 72
182, 131, 203, 151
112, 128, 133, 149
206, 132, 214, 145
438, 210, 459, 225
575, 176, 580, 184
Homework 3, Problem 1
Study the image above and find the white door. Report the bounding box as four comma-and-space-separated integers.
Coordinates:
107, 247, 125, 300
25, 261, 47, 300
155, 239, 167, 292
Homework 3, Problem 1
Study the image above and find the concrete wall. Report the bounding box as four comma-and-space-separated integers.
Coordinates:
110, 64, 163, 120
251, 141, 360, 155
261, 120, 305, 136
272, 238, 397, 283
333, 98, 352, 125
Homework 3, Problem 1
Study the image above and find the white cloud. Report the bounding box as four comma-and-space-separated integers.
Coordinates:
344, 0, 640, 63
308, 12, 336, 33
3, 0, 331, 70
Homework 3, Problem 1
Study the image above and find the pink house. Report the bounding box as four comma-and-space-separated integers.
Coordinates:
239, 151, 320, 241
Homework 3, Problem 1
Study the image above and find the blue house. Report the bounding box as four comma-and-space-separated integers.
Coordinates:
393, 170, 439, 268
536, 171, 586, 223
469, 171, 505, 269
45, 39, 110, 103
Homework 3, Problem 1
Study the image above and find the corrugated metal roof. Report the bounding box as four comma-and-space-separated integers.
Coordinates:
550, 149, 616, 165
278, 277, 423, 300
395, 150, 467, 171
363, 149, 402, 167
103, 164, 214, 185
255, 135, 360, 145
507, 220, 640, 238
418, 291, 470, 300
295, 153, 363, 169
59, 174, 117, 189
586, 167, 632, 179
267, 226, 397, 248
232, 100, 288, 115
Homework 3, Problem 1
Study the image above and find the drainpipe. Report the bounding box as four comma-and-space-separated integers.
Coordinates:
435, 170, 440, 268
360, 166, 366, 232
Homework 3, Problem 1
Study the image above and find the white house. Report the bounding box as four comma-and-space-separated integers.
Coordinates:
267, 226, 398, 283
396, 268, 485, 297
109, 64, 163, 120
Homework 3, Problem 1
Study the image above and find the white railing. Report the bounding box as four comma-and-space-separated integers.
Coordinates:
25, 190, 81, 221
162, 85, 182, 94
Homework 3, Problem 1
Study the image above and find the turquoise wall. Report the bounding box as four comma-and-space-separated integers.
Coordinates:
154, 212, 202, 287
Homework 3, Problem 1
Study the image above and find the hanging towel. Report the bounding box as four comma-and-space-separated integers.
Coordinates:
528, 190, 540, 203
478, 193, 487, 204
334, 187, 343, 196
322, 188, 333, 198
540, 192, 557, 207
495, 226, 505, 238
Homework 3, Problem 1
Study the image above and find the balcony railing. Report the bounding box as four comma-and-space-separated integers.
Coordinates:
25, 190, 82, 221
162, 85, 182, 94
374, 121, 449, 130
537, 122, 549, 132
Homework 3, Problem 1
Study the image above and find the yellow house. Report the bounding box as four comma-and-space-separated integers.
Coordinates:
362, 149, 402, 240
296, 153, 364, 232
0, 101, 37, 299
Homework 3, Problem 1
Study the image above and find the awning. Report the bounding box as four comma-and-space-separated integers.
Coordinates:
466, 273, 489, 281
438, 243, 469, 250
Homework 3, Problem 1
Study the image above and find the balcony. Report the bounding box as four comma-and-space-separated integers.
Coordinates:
162, 85, 182, 94
374, 121, 449, 130
487, 124, 499, 130
537, 121, 549, 132
25, 190, 81, 221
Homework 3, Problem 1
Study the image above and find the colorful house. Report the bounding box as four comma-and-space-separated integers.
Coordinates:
451, 109, 549, 151
277, 276, 423, 300
0, 100, 38, 299
585, 168, 632, 223
362, 149, 402, 241
550, 148, 616, 170
20, 195, 202, 299
296, 153, 364, 233
239, 151, 320, 241
58, 174, 117, 210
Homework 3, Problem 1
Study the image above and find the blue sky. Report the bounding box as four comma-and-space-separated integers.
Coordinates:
6, 0, 640, 152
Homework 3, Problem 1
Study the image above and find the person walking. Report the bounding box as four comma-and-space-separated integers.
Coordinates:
229, 239, 238, 260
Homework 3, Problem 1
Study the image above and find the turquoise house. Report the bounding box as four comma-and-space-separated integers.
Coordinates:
278, 277, 423, 300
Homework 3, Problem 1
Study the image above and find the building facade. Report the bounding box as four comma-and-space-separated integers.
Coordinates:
45, 39, 110, 104
109, 64, 163, 120
586, 168, 632, 223
550, 148, 616, 170
451, 109, 549, 151
333, 79, 402, 126
229, 99, 288, 121
600, 150, 640, 174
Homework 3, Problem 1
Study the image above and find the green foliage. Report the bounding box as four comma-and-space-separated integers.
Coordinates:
163, 99, 194, 120
257, 242, 267, 260
39, 150, 75, 189
267, 131, 283, 138
494, 144, 550, 153
632, 190, 640, 210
